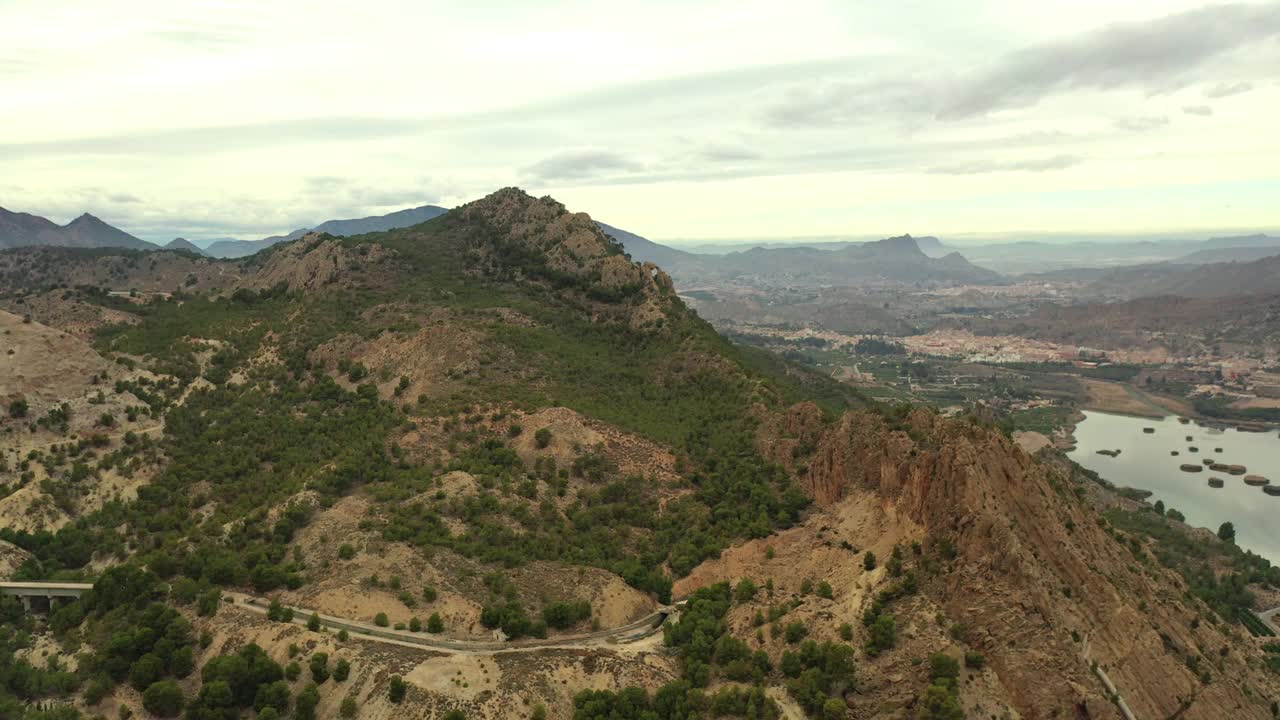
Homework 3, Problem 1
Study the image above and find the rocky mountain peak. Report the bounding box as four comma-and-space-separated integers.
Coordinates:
457, 188, 678, 328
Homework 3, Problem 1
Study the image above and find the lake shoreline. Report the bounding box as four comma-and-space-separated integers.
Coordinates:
1068, 409, 1280, 565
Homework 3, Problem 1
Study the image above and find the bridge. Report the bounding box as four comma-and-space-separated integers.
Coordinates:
0, 582, 93, 612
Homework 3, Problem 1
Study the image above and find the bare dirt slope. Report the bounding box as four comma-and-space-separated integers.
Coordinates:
0, 309, 111, 405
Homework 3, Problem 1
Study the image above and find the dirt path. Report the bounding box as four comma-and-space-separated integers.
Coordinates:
7, 424, 163, 455
223, 591, 677, 656
765, 686, 807, 720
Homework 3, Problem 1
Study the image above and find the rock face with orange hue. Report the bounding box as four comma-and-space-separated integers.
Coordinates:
759, 405, 1280, 719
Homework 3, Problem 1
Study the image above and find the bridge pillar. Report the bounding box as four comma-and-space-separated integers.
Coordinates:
20, 596, 31, 612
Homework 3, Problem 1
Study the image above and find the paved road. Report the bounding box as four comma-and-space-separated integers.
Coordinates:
224, 591, 681, 656
1255, 606, 1280, 635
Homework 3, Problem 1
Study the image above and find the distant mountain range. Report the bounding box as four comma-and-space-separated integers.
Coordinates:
164, 238, 206, 255
595, 221, 699, 267
4, 199, 1276, 295
603, 229, 1001, 287
203, 204, 449, 258
0, 207, 153, 251
1089, 253, 1280, 299
1174, 245, 1280, 264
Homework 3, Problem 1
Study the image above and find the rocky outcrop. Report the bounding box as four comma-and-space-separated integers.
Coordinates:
765, 406, 1280, 719
455, 189, 678, 329
242, 234, 396, 293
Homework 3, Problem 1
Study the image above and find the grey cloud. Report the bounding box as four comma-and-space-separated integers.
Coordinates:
1204, 80, 1254, 97
302, 176, 350, 193
762, 75, 937, 128
522, 150, 645, 181
939, 2, 1280, 118
107, 193, 144, 204
927, 154, 1084, 175
698, 145, 762, 163
1112, 116, 1170, 132
1182, 104, 1214, 116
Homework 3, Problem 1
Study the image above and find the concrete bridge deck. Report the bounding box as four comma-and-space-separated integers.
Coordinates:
1, 581, 93, 612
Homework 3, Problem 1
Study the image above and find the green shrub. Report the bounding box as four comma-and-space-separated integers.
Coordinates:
964, 651, 985, 670
388, 675, 407, 703
142, 680, 185, 717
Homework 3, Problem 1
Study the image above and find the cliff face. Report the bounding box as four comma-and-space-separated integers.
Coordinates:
768, 407, 1280, 719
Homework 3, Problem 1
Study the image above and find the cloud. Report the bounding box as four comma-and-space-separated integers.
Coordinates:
1112, 116, 1170, 132
0, 116, 431, 158
698, 145, 762, 163
297, 176, 444, 212
762, 75, 937, 128
522, 150, 645, 181
1182, 104, 1215, 116
106, 193, 144, 203
1204, 80, 1254, 98
927, 154, 1084, 175
939, 3, 1280, 118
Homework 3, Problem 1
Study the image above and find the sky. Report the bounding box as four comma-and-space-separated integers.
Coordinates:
2, 0, 1279, 244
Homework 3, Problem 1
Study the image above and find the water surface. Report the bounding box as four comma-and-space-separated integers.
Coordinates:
1068, 410, 1280, 563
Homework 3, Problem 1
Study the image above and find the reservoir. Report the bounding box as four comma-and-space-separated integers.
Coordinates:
1068, 410, 1280, 564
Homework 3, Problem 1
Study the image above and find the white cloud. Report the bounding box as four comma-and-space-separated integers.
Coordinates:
1, 0, 1278, 241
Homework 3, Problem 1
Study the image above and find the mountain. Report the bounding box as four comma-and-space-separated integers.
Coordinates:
203, 234, 293, 259
202, 203, 449, 258
164, 237, 207, 255
0, 207, 154, 250
1176, 245, 1280, 264
312, 204, 447, 236
1202, 233, 1280, 249
683, 233, 1002, 286
911, 235, 948, 257
1089, 254, 1280, 298
595, 221, 700, 267
5, 188, 1280, 719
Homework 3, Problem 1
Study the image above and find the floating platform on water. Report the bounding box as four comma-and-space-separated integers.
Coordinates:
1188, 446, 1199, 452
1097, 449, 1120, 457
1143, 428, 1155, 433
1208, 478, 1224, 488
1214, 447, 1223, 453
1244, 475, 1270, 487
1264, 486, 1280, 496
1170, 450, 1180, 456
1227, 465, 1247, 475
1210, 463, 1230, 472
1180, 464, 1204, 473
1185, 435, 1194, 441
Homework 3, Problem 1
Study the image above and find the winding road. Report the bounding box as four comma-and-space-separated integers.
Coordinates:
223, 591, 682, 656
